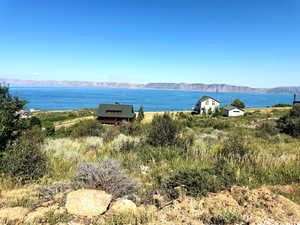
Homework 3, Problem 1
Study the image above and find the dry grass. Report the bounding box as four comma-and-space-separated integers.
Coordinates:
245, 107, 291, 113
142, 111, 190, 123
54, 116, 95, 129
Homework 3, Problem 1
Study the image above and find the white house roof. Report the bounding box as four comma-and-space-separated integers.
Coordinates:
199, 96, 220, 103
224, 104, 244, 111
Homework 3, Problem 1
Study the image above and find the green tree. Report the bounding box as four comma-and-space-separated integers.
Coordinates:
277, 105, 300, 137
137, 106, 145, 122
0, 84, 27, 155
45, 123, 56, 137
232, 99, 245, 109
0, 84, 46, 183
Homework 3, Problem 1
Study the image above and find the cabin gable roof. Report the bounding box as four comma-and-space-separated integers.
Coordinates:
96, 103, 135, 119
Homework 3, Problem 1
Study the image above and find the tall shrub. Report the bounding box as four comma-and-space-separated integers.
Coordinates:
147, 113, 181, 147
1, 127, 47, 183
70, 120, 104, 138
163, 163, 236, 199
137, 106, 145, 122
277, 105, 300, 137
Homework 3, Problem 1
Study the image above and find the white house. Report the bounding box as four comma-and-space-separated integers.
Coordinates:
193, 96, 220, 114
224, 105, 245, 117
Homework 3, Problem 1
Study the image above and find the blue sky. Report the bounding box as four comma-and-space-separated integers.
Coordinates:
0, 0, 299, 88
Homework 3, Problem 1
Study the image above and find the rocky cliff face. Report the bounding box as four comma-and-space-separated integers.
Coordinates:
144, 83, 264, 93
1, 78, 299, 94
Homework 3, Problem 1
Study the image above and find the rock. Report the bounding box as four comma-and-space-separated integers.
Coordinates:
110, 199, 137, 214
65, 189, 112, 216
0, 207, 30, 221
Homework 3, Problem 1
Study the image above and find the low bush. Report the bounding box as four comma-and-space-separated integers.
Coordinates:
74, 158, 138, 198
147, 113, 181, 147
273, 103, 291, 107
111, 134, 141, 153
163, 162, 236, 199
219, 133, 254, 161
37, 182, 73, 201
119, 121, 145, 136
45, 123, 55, 137
256, 121, 279, 138
208, 211, 245, 225
102, 126, 120, 143
1, 127, 47, 184
176, 128, 195, 152
69, 120, 104, 138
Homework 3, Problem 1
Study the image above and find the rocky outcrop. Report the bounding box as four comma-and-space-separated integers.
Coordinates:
155, 186, 300, 225
0, 186, 300, 224
110, 199, 137, 214
65, 189, 112, 216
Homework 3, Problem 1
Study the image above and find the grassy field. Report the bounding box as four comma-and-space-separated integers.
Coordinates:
34, 106, 289, 127
1, 105, 300, 224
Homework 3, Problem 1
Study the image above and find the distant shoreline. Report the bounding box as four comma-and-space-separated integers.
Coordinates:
35, 107, 291, 114
2, 78, 300, 94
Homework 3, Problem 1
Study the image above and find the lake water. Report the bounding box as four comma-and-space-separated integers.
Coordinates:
10, 86, 294, 111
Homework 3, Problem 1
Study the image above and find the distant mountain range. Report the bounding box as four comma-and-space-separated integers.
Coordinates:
1, 78, 300, 94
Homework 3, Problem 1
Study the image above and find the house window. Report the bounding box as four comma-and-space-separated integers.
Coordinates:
212, 101, 215, 105
206, 100, 209, 105
106, 110, 122, 114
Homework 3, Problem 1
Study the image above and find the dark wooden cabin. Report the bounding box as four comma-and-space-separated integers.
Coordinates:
96, 103, 136, 124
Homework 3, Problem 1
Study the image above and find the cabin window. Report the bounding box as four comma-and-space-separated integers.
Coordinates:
106, 110, 122, 114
